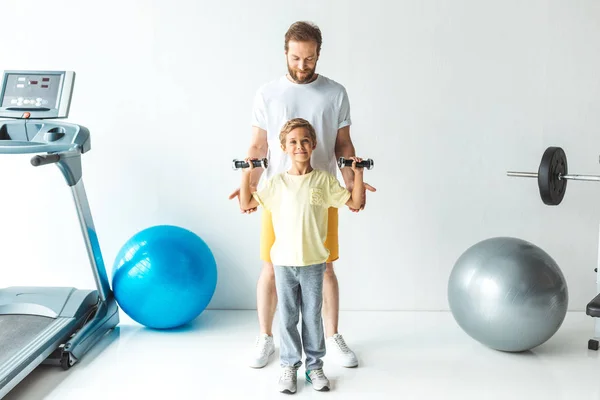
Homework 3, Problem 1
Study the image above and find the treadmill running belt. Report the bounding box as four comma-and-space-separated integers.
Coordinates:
0, 315, 54, 366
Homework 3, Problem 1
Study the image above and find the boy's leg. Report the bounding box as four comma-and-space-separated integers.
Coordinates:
298, 263, 327, 370
249, 210, 277, 368
299, 263, 330, 391
273, 265, 303, 369
323, 208, 359, 368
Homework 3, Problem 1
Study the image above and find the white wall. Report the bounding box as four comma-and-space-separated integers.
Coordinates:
1, 0, 600, 312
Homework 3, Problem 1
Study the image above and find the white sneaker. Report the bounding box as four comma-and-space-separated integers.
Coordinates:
306, 369, 330, 391
249, 334, 275, 368
279, 366, 298, 394
326, 333, 358, 367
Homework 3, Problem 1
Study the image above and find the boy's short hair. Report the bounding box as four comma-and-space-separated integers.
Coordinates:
279, 118, 317, 148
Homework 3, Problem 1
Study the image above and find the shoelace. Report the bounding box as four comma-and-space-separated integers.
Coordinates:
282, 368, 297, 381
311, 369, 326, 379
333, 335, 350, 352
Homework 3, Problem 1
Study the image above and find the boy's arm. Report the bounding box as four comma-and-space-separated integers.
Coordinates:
335, 126, 356, 188
335, 126, 377, 212
248, 126, 268, 189
345, 158, 364, 210
228, 126, 267, 214
240, 165, 260, 211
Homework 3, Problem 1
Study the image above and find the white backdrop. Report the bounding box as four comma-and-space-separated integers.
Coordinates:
1, 0, 600, 311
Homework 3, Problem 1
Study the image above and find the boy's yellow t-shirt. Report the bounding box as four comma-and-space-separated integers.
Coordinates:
252, 169, 351, 266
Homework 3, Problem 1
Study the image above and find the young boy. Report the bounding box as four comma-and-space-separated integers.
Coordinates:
239, 118, 364, 394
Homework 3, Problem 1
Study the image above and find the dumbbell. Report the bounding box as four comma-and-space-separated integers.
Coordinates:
337, 157, 374, 170
232, 158, 269, 170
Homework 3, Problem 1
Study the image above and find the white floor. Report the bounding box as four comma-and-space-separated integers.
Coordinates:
4, 310, 600, 400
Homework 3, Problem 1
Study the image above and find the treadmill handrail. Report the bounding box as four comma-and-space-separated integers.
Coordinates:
0, 142, 77, 155
0, 303, 58, 318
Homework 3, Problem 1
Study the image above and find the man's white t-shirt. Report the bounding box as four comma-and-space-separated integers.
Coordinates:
251, 74, 351, 184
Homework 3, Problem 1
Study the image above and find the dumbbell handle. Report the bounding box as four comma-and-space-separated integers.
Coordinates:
507, 171, 600, 182
232, 158, 268, 170
338, 157, 374, 170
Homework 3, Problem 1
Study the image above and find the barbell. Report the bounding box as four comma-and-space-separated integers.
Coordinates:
507, 146, 600, 206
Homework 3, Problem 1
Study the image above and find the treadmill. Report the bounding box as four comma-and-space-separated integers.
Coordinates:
0, 70, 119, 398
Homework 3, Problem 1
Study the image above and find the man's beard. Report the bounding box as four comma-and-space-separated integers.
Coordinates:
287, 64, 316, 84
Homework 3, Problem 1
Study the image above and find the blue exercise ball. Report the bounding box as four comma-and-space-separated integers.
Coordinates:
111, 225, 218, 329
448, 237, 568, 352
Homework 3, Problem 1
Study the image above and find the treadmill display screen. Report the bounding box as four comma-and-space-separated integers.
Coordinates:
1, 74, 62, 110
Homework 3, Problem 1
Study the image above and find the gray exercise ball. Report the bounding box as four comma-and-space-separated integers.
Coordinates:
448, 237, 568, 352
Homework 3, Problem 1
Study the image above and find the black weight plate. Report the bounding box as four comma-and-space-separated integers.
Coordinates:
538, 147, 567, 205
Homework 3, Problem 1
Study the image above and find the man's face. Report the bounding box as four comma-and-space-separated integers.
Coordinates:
286, 40, 319, 84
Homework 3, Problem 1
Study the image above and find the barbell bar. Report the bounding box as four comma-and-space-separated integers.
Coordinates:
507, 171, 600, 182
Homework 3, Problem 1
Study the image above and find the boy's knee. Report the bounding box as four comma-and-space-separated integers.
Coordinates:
283, 316, 300, 329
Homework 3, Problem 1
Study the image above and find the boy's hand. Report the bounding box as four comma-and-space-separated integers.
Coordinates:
346, 156, 375, 213
349, 156, 364, 176
244, 157, 256, 173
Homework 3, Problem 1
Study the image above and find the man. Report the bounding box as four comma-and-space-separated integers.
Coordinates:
229, 20, 376, 369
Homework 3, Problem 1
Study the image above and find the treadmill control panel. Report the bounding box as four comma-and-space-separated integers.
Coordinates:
0, 70, 89, 156
0, 70, 75, 119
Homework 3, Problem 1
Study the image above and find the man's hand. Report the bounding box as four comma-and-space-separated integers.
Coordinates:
347, 182, 377, 213
229, 187, 258, 214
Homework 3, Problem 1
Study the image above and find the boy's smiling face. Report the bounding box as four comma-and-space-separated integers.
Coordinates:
281, 127, 315, 163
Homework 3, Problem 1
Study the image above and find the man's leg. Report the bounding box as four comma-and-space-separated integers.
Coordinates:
323, 207, 358, 368
323, 207, 340, 337
257, 261, 277, 336
322, 262, 339, 337
249, 210, 277, 368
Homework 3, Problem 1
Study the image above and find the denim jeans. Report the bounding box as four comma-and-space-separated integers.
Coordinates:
273, 263, 326, 370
